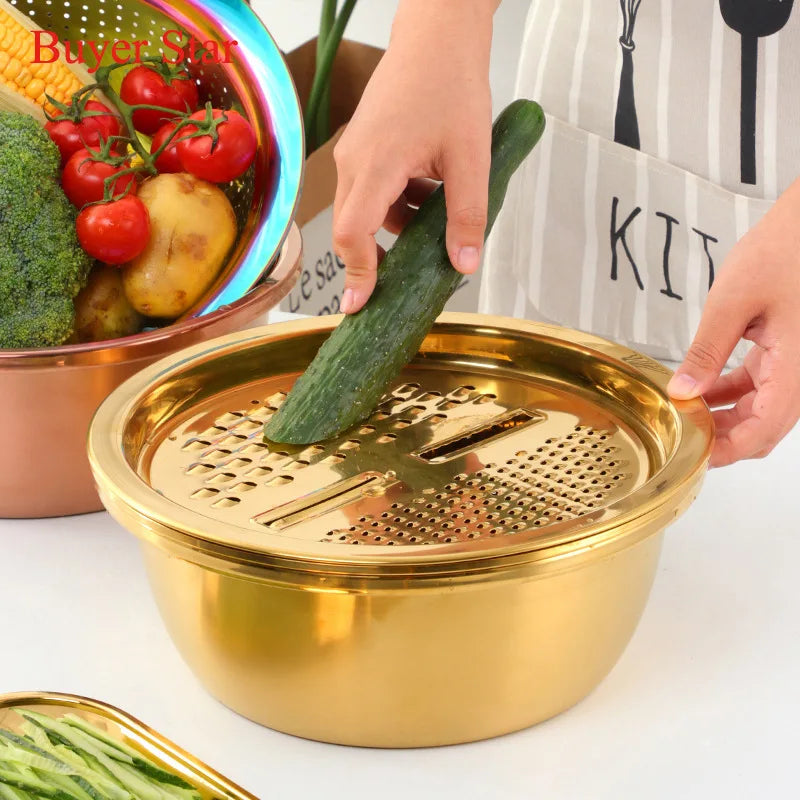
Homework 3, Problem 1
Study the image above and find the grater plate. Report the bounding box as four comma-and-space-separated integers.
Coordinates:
145, 373, 648, 549
91, 315, 713, 570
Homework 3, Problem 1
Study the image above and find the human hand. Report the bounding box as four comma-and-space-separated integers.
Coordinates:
331, 0, 498, 314
668, 179, 800, 467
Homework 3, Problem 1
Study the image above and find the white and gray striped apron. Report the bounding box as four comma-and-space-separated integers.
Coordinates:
480, 0, 800, 365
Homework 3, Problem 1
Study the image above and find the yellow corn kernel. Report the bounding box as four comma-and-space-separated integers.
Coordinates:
31, 60, 55, 81
24, 77, 43, 99
19, 41, 34, 64
54, 71, 74, 90
4, 57, 21, 81
0, 24, 13, 50
6, 37, 22, 61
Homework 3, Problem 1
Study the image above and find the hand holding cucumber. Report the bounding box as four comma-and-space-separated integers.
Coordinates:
266, 98, 545, 444
331, 0, 499, 314
267, 0, 535, 446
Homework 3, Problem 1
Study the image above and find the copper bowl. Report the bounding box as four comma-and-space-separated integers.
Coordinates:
0, 225, 301, 519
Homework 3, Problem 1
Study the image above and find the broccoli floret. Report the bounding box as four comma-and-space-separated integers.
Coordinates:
0, 111, 92, 349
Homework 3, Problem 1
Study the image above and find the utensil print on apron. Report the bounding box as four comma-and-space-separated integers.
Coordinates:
482, 0, 798, 368
719, 0, 795, 184
614, 0, 643, 149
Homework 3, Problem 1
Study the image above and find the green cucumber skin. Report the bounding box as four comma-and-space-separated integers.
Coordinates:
266, 99, 546, 445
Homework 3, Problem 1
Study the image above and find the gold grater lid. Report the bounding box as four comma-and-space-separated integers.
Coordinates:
89, 315, 713, 577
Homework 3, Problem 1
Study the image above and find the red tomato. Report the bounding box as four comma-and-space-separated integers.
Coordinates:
120, 65, 199, 135
150, 121, 183, 173
45, 101, 121, 165
76, 196, 150, 265
177, 109, 257, 183
62, 149, 137, 209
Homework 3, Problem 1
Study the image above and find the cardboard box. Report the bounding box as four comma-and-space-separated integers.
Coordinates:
281, 38, 480, 316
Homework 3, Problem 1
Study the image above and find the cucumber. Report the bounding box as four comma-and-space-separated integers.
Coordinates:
265, 99, 545, 445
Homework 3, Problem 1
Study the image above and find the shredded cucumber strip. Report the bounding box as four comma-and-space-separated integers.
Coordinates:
34, 773, 94, 800
0, 712, 202, 800
20, 715, 134, 766
20, 714, 159, 798
46, 746, 132, 800
0, 734, 128, 800
0, 741, 73, 776
0, 781, 33, 800
0, 731, 67, 768
26, 724, 56, 755
59, 749, 131, 799
0, 762, 80, 800
61, 716, 196, 791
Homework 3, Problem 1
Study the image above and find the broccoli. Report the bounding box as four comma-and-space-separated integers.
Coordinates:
0, 111, 92, 349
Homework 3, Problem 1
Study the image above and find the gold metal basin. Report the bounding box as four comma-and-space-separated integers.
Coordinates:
88, 315, 713, 747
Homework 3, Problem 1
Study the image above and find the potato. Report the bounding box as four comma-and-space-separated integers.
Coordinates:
73, 264, 143, 343
122, 173, 237, 319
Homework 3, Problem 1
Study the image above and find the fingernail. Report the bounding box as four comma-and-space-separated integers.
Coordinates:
340, 288, 356, 314
457, 246, 481, 274
667, 373, 699, 398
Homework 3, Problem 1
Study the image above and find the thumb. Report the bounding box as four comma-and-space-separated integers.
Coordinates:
443, 137, 490, 276
668, 289, 751, 399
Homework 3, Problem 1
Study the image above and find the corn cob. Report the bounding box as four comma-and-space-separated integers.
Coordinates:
0, 0, 97, 120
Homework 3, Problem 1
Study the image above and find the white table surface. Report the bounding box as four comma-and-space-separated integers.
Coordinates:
3, 4, 799, 799
2, 308, 799, 799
